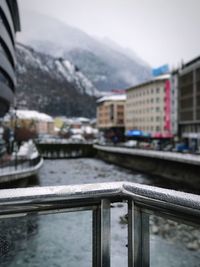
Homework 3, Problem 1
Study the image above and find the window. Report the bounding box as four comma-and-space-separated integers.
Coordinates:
109, 104, 114, 121
156, 116, 160, 122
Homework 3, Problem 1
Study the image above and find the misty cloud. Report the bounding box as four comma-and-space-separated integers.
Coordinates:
18, 0, 200, 67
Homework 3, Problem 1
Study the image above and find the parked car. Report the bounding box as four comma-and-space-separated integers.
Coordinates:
173, 143, 189, 153
163, 144, 173, 151
124, 140, 138, 148
70, 134, 85, 142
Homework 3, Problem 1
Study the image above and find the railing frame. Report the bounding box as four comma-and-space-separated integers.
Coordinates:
0, 182, 199, 267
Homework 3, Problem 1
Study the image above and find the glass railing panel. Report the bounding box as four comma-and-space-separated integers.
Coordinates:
0, 211, 92, 267
150, 215, 200, 267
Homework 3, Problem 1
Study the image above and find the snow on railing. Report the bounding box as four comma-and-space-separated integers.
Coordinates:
0, 182, 199, 267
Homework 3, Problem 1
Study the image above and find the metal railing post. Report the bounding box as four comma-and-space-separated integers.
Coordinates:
128, 201, 149, 267
128, 201, 134, 267
93, 205, 101, 267
93, 199, 111, 267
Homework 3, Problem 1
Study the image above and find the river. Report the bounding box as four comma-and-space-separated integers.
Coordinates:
0, 158, 200, 267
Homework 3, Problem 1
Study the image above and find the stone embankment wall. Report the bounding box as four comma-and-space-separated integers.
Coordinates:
95, 145, 200, 190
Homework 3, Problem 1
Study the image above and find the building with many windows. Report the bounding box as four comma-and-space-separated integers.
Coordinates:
178, 56, 200, 150
0, 0, 20, 117
97, 94, 126, 142
125, 75, 172, 137
170, 70, 179, 136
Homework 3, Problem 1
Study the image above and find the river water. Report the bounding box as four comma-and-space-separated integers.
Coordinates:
0, 158, 200, 267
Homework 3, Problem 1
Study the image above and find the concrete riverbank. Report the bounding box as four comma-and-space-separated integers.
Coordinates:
95, 145, 200, 190
36, 142, 96, 159
0, 157, 43, 183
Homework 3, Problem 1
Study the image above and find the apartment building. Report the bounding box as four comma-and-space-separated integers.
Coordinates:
125, 75, 171, 137
0, 0, 20, 116
178, 56, 200, 150
170, 70, 179, 136
97, 94, 126, 141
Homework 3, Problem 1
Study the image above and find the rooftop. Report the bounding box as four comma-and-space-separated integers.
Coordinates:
7, 110, 54, 122
97, 94, 126, 104
126, 74, 170, 91
182, 55, 200, 69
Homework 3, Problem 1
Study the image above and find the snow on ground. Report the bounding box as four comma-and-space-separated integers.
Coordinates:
17, 140, 39, 159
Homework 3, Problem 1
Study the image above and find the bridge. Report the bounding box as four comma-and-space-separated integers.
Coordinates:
36, 141, 96, 159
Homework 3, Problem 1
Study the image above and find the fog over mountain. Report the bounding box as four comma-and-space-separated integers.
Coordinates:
18, 10, 151, 91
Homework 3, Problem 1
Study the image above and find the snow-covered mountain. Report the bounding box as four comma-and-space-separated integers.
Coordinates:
16, 43, 98, 117
56, 59, 100, 96
17, 43, 99, 97
17, 10, 151, 91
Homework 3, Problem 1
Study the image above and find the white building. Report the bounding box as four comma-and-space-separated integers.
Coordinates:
125, 75, 172, 137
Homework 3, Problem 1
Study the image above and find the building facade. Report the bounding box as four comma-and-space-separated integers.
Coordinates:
0, 0, 20, 116
125, 75, 172, 137
5, 110, 55, 136
170, 70, 179, 135
178, 57, 200, 150
97, 95, 126, 141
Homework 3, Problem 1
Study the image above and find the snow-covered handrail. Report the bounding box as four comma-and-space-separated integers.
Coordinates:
0, 182, 199, 267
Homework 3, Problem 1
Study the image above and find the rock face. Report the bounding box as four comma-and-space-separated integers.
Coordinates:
17, 11, 152, 92
16, 44, 99, 118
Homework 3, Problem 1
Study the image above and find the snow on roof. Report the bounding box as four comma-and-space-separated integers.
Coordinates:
97, 94, 126, 103
70, 128, 84, 135
154, 74, 170, 80
83, 126, 97, 134
54, 117, 91, 125
127, 74, 170, 91
76, 117, 90, 123
16, 110, 53, 122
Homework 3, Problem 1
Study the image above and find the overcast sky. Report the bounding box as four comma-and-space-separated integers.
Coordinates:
18, 0, 200, 68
